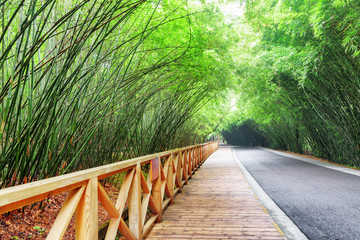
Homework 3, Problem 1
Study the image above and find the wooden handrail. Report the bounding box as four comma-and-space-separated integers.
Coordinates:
0, 142, 219, 240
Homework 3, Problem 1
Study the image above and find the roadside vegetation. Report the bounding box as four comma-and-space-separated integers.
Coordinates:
220, 0, 360, 168
0, 0, 237, 188
1, 0, 360, 189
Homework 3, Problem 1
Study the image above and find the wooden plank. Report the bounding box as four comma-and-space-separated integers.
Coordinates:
150, 157, 160, 181
141, 172, 153, 226
128, 163, 142, 239
164, 179, 172, 200
147, 147, 287, 240
142, 214, 159, 238
75, 177, 98, 240
195, 148, 198, 169
163, 156, 170, 179
161, 198, 171, 211
0, 180, 87, 215
46, 186, 85, 240
175, 152, 182, 192
147, 236, 283, 240
148, 194, 160, 214
167, 154, 174, 204
173, 188, 180, 196
140, 171, 150, 194
188, 149, 192, 177
182, 150, 188, 182
152, 154, 162, 222
0, 161, 138, 213
160, 164, 166, 202
98, 182, 119, 218
172, 154, 178, 190
119, 217, 136, 240
181, 180, 186, 187
105, 169, 135, 240
0, 142, 218, 240
0, 143, 215, 214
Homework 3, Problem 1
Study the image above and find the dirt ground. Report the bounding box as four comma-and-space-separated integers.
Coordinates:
0, 183, 120, 240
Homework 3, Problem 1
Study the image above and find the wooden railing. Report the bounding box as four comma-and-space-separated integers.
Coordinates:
0, 142, 218, 240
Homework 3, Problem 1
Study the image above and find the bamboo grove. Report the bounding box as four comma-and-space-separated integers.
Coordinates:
0, 0, 234, 188
222, 0, 360, 168
2, 0, 360, 187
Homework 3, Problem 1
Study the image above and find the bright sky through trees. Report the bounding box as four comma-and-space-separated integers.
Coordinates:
220, 2, 244, 17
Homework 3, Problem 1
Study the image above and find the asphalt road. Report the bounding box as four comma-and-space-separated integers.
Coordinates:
234, 147, 360, 240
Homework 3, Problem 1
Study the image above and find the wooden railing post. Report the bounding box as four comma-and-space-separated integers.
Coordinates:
167, 154, 174, 204
152, 156, 162, 222
176, 151, 183, 192
198, 147, 201, 165
183, 150, 188, 184
0, 142, 218, 240
194, 148, 197, 170
194, 148, 198, 169
188, 149, 192, 177
205, 145, 208, 159
75, 177, 98, 240
105, 169, 135, 240
129, 163, 142, 239
46, 186, 86, 240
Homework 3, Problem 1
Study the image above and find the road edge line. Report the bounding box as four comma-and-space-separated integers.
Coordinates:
231, 148, 308, 240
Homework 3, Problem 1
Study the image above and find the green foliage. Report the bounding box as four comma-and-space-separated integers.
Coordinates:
33, 226, 45, 234
221, 0, 360, 167
4, 0, 359, 187
0, 0, 237, 187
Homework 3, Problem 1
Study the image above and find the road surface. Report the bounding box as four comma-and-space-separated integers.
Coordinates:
234, 147, 360, 240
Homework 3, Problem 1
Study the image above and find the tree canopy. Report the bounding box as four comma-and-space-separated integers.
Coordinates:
1, 0, 360, 187
219, 0, 360, 168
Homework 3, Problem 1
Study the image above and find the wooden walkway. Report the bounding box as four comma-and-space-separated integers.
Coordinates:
146, 147, 287, 239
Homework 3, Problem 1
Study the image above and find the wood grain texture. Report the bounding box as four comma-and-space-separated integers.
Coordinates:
167, 154, 174, 204
128, 163, 142, 239
175, 152, 183, 192
0, 143, 214, 214
98, 182, 120, 218
119, 217, 136, 240
142, 214, 159, 237
75, 177, 98, 240
0, 142, 218, 240
141, 172, 153, 226
152, 154, 163, 223
105, 169, 135, 240
46, 186, 85, 240
146, 147, 287, 240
